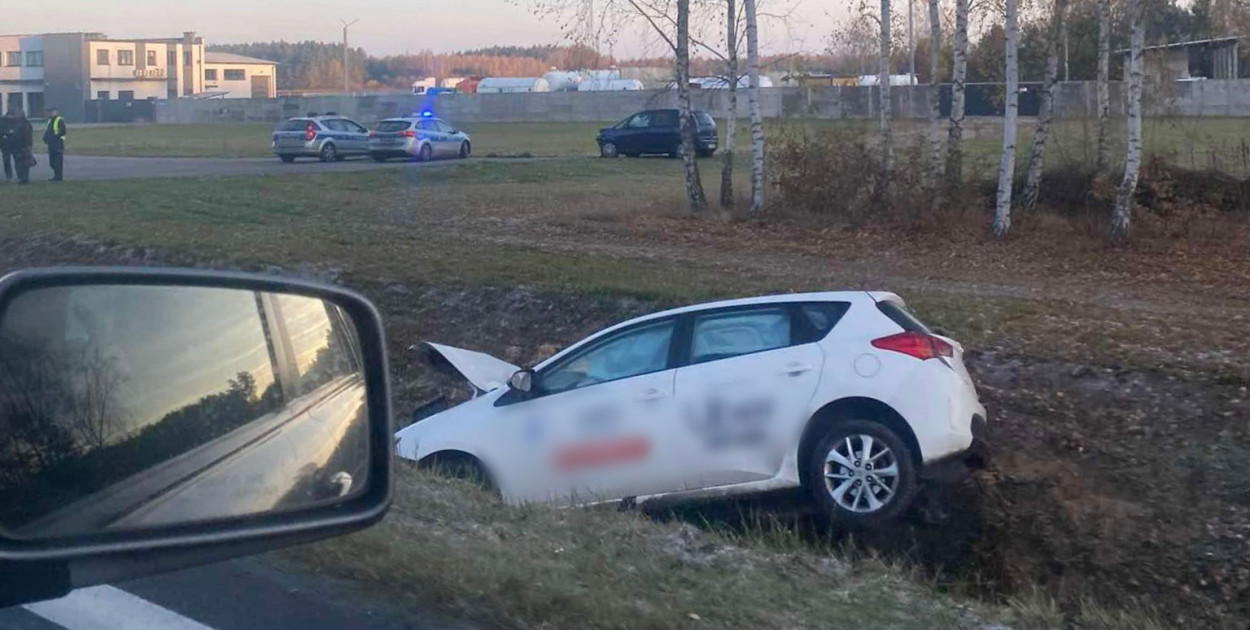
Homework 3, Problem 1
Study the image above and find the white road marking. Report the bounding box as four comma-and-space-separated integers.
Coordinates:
23, 585, 214, 630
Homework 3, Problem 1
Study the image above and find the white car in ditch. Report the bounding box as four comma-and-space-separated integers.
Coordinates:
395, 292, 988, 524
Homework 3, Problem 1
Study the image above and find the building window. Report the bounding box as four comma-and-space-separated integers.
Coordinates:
147, 50, 157, 66
26, 92, 44, 113
97, 90, 109, 100
183, 52, 191, 65
5, 92, 22, 113
224, 69, 245, 81
118, 90, 135, 101
4, 52, 19, 67
204, 68, 217, 81
118, 50, 134, 66
25, 51, 43, 67
96, 49, 110, 65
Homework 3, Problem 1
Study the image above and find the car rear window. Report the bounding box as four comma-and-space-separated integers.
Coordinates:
876, 300, 931, 333
376, 120, 412, 132
799, 302, 851, 340
277, 119, 311, 131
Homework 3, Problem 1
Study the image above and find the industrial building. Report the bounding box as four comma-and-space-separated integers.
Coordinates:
0, 31, 276, 121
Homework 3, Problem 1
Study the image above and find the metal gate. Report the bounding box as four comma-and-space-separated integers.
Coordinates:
83, 99, 157, 123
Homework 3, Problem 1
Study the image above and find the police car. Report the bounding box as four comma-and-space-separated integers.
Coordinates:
272, 115, 372, 163
367, 112, 471, 162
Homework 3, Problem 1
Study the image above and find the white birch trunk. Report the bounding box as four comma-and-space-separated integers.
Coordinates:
746, 0, 764, 214
1021, 0, 1066, 210
720, 0, 738, 209
1095, 0, 1112, 173
927, 0, 943, 189
879, 0, 895, 178
677, 0, 707, 211
946, 0, 969, 183
992, 0, 1020, 238
1112, 0, 1144, 239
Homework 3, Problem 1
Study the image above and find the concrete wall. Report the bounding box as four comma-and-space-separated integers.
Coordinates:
152, 79, 1250, 124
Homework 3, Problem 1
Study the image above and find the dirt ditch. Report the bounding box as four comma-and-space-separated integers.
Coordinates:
3, 237, 1247, 627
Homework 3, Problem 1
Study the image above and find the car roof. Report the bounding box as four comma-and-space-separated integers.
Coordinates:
532, 291, 900, 370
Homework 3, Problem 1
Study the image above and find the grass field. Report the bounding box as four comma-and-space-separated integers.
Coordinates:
2, 143, 1248, 627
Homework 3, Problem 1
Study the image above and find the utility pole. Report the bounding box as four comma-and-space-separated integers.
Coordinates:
340, 18, 359, 95
908, 0, 916, 82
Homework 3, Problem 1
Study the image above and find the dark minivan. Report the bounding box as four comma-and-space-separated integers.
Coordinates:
596, 109, 718, 158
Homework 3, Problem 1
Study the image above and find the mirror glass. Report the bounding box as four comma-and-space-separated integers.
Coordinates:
0, 284, 371, 540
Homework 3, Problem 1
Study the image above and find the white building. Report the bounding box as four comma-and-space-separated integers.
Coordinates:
0, 31, 276, 121
203, 52, 277, 98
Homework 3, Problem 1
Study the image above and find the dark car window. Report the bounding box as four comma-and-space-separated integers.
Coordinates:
695, 111, 716, 129
626, 112, 652, 129
278, 119, 311, 131
322, 119, 347, 132
435, 120, 456, 133
689, 307, 791, 364
343, 120, 367, 133
418, 120, 438, 131
877, 300, 932, 333
652, 110, 679, 128
539, 319, 675, 395
798, 302, 852, 341
376, 120, 412, 133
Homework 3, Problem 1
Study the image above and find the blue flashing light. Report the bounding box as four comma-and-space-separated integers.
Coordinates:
421, 110, 434, 117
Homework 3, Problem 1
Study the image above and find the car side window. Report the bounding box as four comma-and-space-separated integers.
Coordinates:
435, 120, 455, 133
627, 113, 652, 129
418, 120, 437, 132
539, 320, 675, 395
345, 120, 367, 133
689, 307, 792, 364
323, 119, 346, 132
651, 110, 678, 128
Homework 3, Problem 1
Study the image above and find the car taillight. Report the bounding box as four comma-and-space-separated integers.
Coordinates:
304, 122, 316, 142
871, 331, 953, 360
368, 130, 377, 136
400, 130, 416, 138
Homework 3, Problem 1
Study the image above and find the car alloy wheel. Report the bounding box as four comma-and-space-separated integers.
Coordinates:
823, 434, 899, 513
419, 144, 432, 162
460, 141, 471, 159
600, 142, 619, 158
319, 144, 337, 162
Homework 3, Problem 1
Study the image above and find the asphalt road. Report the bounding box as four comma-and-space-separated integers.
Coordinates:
0, 557, 475, 630
19, 154, 477, 181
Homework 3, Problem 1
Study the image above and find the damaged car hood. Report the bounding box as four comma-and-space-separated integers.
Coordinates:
424, 342, 520, 393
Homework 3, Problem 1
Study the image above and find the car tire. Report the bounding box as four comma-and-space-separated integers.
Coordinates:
419, 452, 496, 493
600, 142, 619, 158
279, 155, 296, 164
318, 143, 338, 163
371, 153, 388, 163
459, 141, 471, 159
806, 419, 919, 528
418, 144, 433, 162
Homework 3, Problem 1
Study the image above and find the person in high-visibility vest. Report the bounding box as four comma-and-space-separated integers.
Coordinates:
42, 107, 67, 182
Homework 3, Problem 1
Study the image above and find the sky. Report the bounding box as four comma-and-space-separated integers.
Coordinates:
2, 0, 847, 59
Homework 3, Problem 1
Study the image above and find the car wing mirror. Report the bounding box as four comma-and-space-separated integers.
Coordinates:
0, 267, 392, 607
508, 369, 534, 394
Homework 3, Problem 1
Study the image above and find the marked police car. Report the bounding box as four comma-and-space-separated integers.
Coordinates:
272, 115, 372, 163
368, 113, 472, 162
395, 291, 988, 526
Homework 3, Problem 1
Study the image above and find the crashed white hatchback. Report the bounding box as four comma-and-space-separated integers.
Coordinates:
395, 292, 988, 524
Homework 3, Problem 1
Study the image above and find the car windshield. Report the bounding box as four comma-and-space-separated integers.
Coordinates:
10, 5, 1233, 630
375, 120, 412, 132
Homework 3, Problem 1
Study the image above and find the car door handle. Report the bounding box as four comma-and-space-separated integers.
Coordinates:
780, 362, 814, 376
635, 388, 668, 402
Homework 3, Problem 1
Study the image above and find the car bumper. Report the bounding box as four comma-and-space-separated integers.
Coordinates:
921, 415, 989, 483
368, 139, 418, 155
273, 142, 320, 156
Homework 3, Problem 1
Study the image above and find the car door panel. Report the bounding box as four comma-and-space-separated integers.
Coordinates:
648, 110, 681, 154
673, 307, 826, 489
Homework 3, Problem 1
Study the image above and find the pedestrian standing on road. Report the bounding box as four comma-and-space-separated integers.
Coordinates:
11, 109, 33, 185
0, 110, 17, 182
43, 106, 67, 182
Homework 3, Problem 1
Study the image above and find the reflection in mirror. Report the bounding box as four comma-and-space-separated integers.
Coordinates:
0, 284, 370, 540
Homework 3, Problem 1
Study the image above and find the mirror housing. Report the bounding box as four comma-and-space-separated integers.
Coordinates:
0, 267, 393, 607
508, 369, 534, 394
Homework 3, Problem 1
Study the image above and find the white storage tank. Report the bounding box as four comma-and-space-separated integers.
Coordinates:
477, 77, 552, 93
577, 78, 645, 92
542, 70, 582, 92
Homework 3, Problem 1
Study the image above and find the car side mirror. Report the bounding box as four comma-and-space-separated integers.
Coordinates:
0, 267, 392, 607
508, 369, 534, 393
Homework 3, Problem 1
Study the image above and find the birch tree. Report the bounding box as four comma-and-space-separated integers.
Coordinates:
745, 0, 764, 213
927, 0, 944, 188
720, 0, 739, 208
946, 0, 969, 184
1111, 0, 1143, 239
879, 0, 895, 178
1095, 0, 1112, 172
676, 0, 708, 211
992, 0, 1020, 237
1021, 0, 1068, 210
